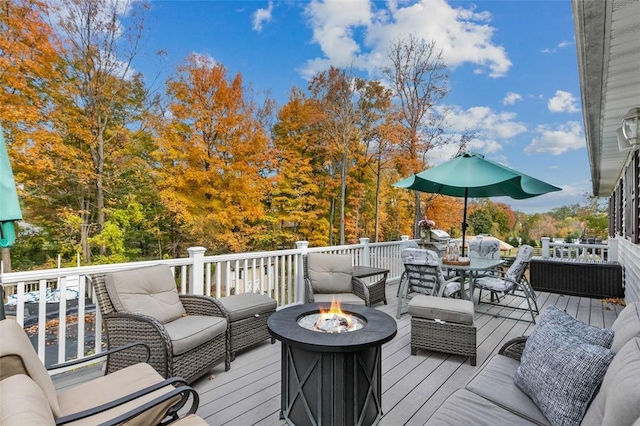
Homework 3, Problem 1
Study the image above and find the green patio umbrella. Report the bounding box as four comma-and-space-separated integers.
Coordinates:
393, 151, 561, 255
0, 124, 22, 248
0, 124, 22, 319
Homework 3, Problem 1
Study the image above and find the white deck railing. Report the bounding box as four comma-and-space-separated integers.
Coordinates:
1, 237, 410, 366
540, 237, 618, 262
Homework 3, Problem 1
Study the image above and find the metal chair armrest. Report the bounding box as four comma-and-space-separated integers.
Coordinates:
46, 342, 151, 371
97, 385, 200, 426
55, 377, 189, 425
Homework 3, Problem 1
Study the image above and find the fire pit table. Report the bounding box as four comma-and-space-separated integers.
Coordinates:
268, 303, 397, 426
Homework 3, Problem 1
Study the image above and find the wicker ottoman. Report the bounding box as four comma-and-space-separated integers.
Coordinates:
219, 293, 277, 361
408, 296, 477, 366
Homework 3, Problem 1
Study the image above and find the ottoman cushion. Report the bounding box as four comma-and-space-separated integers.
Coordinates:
408, 295, 474, 325
219, 293, 277, 322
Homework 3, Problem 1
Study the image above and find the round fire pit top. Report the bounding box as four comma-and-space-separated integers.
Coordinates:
267, 303, 397, 352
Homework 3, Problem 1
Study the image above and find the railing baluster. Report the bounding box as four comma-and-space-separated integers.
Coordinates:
37, 280, 47, 363
77, 276, 86, 360
58, 276, 67, 364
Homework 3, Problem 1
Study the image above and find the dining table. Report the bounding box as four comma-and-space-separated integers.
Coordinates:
439, 258, 503, 302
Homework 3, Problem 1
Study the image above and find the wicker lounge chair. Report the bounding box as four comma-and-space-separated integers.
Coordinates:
304, 253, 369, 306
473, 244, 539, 323
397, 248, 463, 319
0, 318, 202, 425
93, 264, 230, 383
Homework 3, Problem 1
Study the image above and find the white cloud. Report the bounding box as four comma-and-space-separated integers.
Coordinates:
548, 90, 579, 113
446, 106, 527, 140
524, 121, 584, 155
502, 92, 522, 105
541, 39, 575, 54
252, 1, 274, 32
190, 52, 218, 68
301, 0, 511, 79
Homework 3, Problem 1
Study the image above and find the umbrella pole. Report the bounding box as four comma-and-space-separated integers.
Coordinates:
461, 188, 468, 257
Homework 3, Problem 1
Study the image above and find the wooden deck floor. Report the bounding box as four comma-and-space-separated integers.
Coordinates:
52, 282, 624, 425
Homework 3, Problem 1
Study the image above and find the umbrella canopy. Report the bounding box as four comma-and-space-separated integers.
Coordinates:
393, 151, 561, 255
0, 124, 22, 248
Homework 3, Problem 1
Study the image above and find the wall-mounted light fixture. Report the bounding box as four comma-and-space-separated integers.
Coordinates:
617, 126, 633, 151
621, 107, 640, 147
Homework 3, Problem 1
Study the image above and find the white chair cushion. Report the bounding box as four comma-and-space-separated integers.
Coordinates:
307, 253, 353, 294
475, 276, 514, 293
105, 264, 186, 324
468, 239, 500, 260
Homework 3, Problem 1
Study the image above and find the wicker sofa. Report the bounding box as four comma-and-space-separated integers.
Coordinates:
425, 303, 640, 425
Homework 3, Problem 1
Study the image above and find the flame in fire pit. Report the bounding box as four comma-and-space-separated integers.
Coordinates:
315, 299, 354, 333
297, 299, 366, 333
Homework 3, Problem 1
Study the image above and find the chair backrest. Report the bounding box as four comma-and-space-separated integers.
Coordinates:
468, 239, 500, 260
401, 248, 446, 296
0, 319, 61, 417
102, 264, 186, 324
400, 240, 420, 250
505, 245, 534, 282
305, 253, 353, 294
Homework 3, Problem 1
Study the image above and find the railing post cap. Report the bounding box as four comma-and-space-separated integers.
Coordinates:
187, 247, 207, 254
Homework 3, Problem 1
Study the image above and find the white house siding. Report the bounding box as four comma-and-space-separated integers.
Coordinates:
618, 238, 640, 303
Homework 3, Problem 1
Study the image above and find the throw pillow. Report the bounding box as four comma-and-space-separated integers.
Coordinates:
514, 322, 614, 426
539, 305, 614, 348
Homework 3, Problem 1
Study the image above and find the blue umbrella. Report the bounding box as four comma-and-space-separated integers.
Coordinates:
0, 123, 22, 248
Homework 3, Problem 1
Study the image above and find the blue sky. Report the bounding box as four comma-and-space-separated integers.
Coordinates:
132, 0, 590, 214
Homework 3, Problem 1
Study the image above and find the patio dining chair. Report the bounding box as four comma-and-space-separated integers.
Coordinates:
468, 238, 501, 261
396, 248, 464, 319
472, 244, 539, 323
467, 238, 502, 279
304, 253, 369, 306
92, 264, 230, 383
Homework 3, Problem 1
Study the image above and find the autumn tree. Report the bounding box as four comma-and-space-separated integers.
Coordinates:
352, 79, 394, 242
383, 35, 450, 237
307, 67, 361, 245
271, 87, 330, 247
0, 0, 62, 270
50, 0, 150, 262
155, 54, 273, 253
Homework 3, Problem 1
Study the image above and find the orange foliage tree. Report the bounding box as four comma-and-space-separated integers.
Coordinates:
270, 88, 331, 247
155, 54, 273, 253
